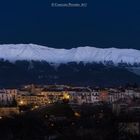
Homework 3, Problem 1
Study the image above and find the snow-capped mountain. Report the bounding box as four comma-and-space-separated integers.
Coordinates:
0, 44, 140, 65
0, 44, 140, 87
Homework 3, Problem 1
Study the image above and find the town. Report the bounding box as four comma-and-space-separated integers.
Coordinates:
0, 84, 140, 139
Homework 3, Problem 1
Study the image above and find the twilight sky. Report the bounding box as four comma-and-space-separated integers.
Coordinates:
0, 0, 140, 49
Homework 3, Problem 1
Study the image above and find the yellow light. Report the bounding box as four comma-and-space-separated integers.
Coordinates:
63, 93, 70, 100
74, 112, 81, 117
19, 100, 25, 105
0, 116, 2, 119
34, 105, 39, 109
31, 105, 39, 110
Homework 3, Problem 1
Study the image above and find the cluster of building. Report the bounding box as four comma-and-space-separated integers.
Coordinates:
0, 84, 140, 118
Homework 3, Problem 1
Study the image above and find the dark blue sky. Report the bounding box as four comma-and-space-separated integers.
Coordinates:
0, 0, 140, 49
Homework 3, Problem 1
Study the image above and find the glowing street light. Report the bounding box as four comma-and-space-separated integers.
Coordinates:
19, 100, 25, 106
63, 92, 70, 100
74, 112, 81, 117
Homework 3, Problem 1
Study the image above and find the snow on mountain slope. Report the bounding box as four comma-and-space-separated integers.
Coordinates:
0, 44, 140, 65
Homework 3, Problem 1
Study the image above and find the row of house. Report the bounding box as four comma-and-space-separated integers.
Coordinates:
0, 85, 140, 107
0, 89, 17, 106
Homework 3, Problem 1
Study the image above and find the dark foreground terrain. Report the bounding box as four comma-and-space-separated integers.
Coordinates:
0, 103, 139, 140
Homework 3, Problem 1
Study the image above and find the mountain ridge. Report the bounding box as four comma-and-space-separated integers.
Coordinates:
0, 44, 140, 65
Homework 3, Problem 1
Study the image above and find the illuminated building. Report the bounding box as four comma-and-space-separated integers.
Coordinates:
0, 89, 17, 106
16, 94, 49, 106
